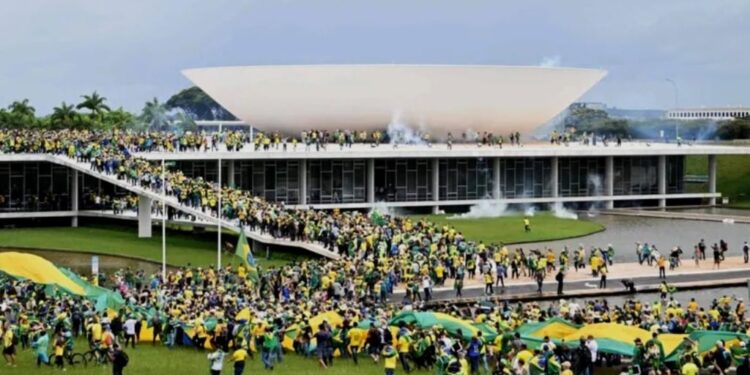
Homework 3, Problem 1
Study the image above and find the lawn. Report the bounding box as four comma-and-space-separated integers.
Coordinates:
410, 212, 604, 245
3, 343, 409, 375
685, 154, 750, 205
0, 224, 315, 269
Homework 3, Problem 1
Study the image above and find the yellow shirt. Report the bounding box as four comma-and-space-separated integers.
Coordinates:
681, 362, 699, 375
90, 323, 103, 341
384, 354, 398, 369
561, 370, 573, 375
231, 348, 248, 362
397, 336, 411, 353
55, 343, 64, 356
3, 329, 12, 347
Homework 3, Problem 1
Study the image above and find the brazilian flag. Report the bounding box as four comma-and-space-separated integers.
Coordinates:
235, 229, 259, 285
370, 209, 387, 226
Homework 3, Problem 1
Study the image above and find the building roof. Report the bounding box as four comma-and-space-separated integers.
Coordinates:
182, 65, 606, 136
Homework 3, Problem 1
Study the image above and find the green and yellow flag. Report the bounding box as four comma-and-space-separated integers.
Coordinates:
235, 229, 259, 285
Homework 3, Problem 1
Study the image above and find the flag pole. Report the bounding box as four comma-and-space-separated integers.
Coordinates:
217, 158, 222, 269
161, 158, 166, 281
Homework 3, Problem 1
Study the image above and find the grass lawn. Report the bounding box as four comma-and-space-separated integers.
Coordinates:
0, 224, 314, 269
685, 154, 750, 206
3, 343, 412, 375
410, 212, 604, 245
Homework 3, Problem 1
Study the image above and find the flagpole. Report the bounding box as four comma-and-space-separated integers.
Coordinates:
161, 158, 166, 281
217, 158, 222, 269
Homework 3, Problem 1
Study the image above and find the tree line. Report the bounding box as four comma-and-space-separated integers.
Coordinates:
0, 86, 235, 131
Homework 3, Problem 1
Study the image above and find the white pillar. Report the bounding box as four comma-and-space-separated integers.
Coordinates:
708, 154, 717, 205
605, 156, 614, 210
658, 155, 667, 208
217, 159, 222, 269
300, 159, 308, 206
432, 158, 440, 214
227, 160, 235, 188
493, 158, 501, 199
138, 196, 153, 238
367, 159, 375, 203
550, 157, 559, 198
71, 169, 79, 227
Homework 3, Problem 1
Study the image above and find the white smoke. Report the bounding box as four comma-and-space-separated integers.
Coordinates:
451, 199, 509, 219
550, 202, 578, 220
524, 205, 537, 217
387, 112, 427, 145
370, 201, 400, 218
539, 55, 562, 67
587, 174, 604, 215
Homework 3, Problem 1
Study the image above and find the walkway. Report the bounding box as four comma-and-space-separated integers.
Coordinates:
605, 208, 750, 224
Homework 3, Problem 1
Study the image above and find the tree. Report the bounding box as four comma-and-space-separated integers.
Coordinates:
76, 91, 111, 121
563, 107, 633, 137
4, 99, 38, 128
50, 102, 79, 129
166, 86, 236, 120
102, 107, 137, 129
715, 116, 750, 140
139, 97, 170, 131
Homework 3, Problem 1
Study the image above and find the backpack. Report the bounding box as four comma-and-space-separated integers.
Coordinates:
120, 351, 129, 367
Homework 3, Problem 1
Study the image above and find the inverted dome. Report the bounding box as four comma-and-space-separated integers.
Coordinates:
182, 64, 606, 136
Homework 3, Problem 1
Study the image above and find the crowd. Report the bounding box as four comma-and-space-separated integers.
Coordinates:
3, 258, 750, 375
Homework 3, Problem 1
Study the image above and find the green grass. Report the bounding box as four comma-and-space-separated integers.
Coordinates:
410, 212, 604, 245
0, 224, 314, 269
2, 343, 410, 375
685, 154, 750, 205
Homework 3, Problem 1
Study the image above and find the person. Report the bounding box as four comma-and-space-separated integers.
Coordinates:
2, 323, 16, 367
560, 361, 573, 375
657, 256, 667, 279
555, 270, 564, 295
53, 332, 65, 370
744, 241, 749, 263
523, 217, 531, 232
713, 243, 722, 269
208, 347, 226, 375
31, 329, 50, 367
483, 271, 494, 295
230, 345, 248, 375
123, 315, 138, 349
396, 330, 412, 373
383, 344, 398, 375
585, 335, 598, 375
680, 355, 700, 375
422, 275, 432, 302
699, 239, 707, 260
263, 326, 279, 370
599, 266, 607, 289
535, 271, 544, 293
110, 343, 129, 375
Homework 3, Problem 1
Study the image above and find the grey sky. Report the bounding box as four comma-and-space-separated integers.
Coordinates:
1, 0, 748, 114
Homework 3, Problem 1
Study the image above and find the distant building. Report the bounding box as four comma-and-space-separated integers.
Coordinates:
195, 120, 255, 132
569, 102, 607, 111
666, 107, 750, 121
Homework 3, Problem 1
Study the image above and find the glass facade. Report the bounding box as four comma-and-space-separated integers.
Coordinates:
307, 160, 366, 204
499, 158, 552, 198
234, 160, 300, 204
438, 158, 493, 200
0, 162, 73, 212
558, 157, 606, 197
613, 156, 658, 195
374, 159, 433, 202
666, 156, 685, 194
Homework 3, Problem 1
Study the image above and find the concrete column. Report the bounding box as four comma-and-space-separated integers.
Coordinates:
367, 159, 375, 203
227, 160, 235, 188
605, 156, 614, 209
432, 158, 440, 214
138, 196, 153, 238
71, 169, 79, 227
658, 155, 667, 208
493, 158, 501, 199
708, 154, 717, 205
550, 157, 559, 198
299, 159, 307, 206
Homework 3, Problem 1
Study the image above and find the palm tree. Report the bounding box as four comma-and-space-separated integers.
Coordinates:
76, 91, 111, 121
7, 99, 37, 128
50, 102, 78, 129
103, 107, 136, 129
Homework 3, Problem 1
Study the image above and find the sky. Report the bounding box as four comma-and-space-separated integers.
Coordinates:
1, 0, 748, 115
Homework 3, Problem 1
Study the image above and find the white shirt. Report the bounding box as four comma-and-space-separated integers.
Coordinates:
123, 319, 137, 335
586, 339, 598, 362
208, 351, 225, 371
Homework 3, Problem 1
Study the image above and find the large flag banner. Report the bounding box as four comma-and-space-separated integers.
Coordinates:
235, 228, 259, 284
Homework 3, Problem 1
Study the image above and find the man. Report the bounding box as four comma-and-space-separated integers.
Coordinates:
523, 217, 531, 232
123, 315, 138, 349
396, 329, 412, 373
585, 335, 598, 375
744, 241, 749, 263
555, 270, 564, 295
2, 323, 16, 367
207, 347, 225, 375
110, 343, 129, 375
230, 345, 248, 375
599, 266, 607, 289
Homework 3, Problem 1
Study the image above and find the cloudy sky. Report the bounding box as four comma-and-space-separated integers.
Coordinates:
1, 0, 748, 114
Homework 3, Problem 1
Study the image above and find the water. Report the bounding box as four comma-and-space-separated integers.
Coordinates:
0, 248, 166, 277
667, 207, 750, 217
519, 214, 750, 263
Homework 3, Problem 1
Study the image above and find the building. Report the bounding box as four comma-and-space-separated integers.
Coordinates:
666, 107, 750, 121
1, 65, 749, 249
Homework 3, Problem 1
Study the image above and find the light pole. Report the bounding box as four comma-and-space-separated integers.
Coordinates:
665, 78, 680, 139
217, 158, 222, 269
161, 158, 166, 281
